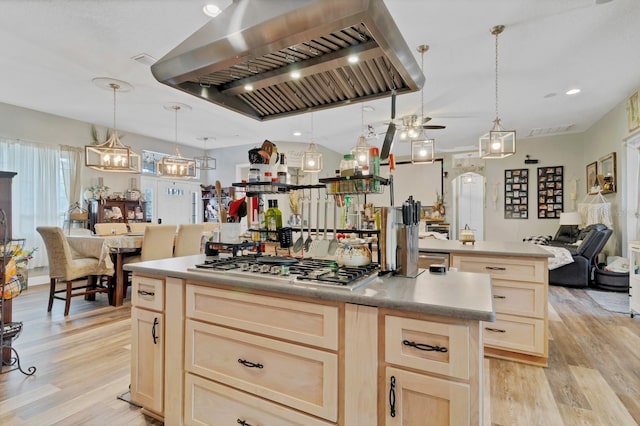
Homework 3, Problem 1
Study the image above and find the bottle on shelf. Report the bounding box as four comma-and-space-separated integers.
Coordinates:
277, 153, 289, 185
339, 154, 357, 192
265, 199, 282, 240
369, 147, 380, 192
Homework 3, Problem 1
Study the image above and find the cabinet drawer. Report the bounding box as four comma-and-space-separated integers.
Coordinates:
492, 279, 546, 318
186, 284, 339, 350
185, 320, 338, 422
385, 315, 470, 380
132, 276, 164, 311
453, 255, 545, 283
185, 374, 334, 426
483, 314, 545, 355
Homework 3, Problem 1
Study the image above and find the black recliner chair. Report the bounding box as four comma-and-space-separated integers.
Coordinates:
547, 224, 612, 288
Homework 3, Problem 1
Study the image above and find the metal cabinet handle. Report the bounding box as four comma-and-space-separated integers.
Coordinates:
485, 266, 507, 271
389, 375, 396, 418
238, 358, 264, 369
152, 317, 159, 344
485, 327, 506, 333
493, 295, 506, 299
403, 339, 448, 353
138, 290, 155, 296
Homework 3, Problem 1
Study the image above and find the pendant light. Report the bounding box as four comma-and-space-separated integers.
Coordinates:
301, 113, 323, 173
159, 103, 197, 178
85, 78, 141, 173
195, 137, 217, 170
411, 44, 435, 164
352, 104, 371, 169
479, 25, 516, 159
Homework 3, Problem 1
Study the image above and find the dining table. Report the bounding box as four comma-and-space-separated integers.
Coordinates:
67, 233, 144, 307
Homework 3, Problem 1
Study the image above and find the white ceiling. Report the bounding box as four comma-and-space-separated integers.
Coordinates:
1, 0, 639, 158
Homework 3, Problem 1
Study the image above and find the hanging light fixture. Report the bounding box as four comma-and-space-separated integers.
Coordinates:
352, 104, 372, 169
479, 25, 516, 159
195, 136, 217, 170
411, 44, 435, 164
301, 113, 323, 173
159, 103, 197, 178
85, 78, 141, 173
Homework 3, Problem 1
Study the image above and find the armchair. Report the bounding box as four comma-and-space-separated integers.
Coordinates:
548, 224, 612, 288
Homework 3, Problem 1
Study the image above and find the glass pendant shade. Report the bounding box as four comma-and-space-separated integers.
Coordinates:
160, 103, 197, 178
351, 135, 370, 168
411, 134, 435, 164
85, 78, 141, 173
479, 118, 516, 159
301, 143, 323, 173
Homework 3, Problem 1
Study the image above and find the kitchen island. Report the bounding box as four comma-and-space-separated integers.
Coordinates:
125, 254, 494, 425
419, 239, 552, 367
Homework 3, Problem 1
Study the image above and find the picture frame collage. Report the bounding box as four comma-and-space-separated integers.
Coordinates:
537, 166, 564, 219
504, 168, 528, 219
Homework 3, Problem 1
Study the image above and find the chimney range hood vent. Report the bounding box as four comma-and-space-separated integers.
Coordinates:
151, 0, 424, 121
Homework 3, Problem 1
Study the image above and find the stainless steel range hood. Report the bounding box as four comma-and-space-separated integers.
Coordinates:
151, 0, 424, 121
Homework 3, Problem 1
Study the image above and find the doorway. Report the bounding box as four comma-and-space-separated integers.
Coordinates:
452, 172, 484, 241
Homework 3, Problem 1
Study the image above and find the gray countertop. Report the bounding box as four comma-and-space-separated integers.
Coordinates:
419, 239, 552, 258
125, 255, 495, 322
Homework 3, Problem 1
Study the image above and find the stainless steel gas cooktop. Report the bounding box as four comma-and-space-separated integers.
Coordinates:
189, 255, 380, 291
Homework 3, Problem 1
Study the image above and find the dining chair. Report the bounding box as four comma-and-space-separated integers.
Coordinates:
122, 224, 176, 297
36, 226, 113, 316
94, 222, 129, 235
174, 223, 205, 257
127, 222, 148, 233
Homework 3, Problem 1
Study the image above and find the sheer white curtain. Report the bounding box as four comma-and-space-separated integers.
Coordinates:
0, 138, 69, 268
60, 145, 84, 206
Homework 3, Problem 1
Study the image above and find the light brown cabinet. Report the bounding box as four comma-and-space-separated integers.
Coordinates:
130, 276, 165, 420
131, 275, 485, 425
452, 253, 548, 366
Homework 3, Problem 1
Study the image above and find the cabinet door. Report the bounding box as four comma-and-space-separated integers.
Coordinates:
629, 244, 640, 315
384, 367, 470, 426
131, 307, 164, 415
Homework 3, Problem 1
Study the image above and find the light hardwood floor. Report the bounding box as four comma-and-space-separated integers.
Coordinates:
1, 283, 638, 425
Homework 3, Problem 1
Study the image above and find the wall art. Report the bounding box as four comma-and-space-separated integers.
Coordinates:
537, 166, 564, 219
504, 168, 528, 219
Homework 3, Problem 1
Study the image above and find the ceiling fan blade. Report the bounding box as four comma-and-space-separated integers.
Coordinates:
423, 125, 446, 130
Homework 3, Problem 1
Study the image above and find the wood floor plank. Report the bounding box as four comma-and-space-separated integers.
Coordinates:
2, 283, 639, 425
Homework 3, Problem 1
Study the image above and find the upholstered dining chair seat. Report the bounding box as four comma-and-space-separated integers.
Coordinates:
37, 226, 114, 316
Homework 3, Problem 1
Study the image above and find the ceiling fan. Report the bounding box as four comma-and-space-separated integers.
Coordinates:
396, 114, 446, 141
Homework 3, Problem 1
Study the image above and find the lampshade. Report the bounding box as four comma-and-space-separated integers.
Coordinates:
411, 136, 435, 164
559, 211, 582, 226
159, 103, 197, 178
85, 78, 141, 173
479, 25, 516, 159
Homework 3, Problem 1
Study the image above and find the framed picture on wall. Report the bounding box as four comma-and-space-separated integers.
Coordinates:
628, 91, 640, 133
537, 166, 563, 219
504, 168, 528, 219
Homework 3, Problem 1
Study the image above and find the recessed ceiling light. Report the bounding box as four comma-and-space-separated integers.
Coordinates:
290, 70, 301, 79
202, 1, 232, 18
566, 88, 581, 95
347, 54, 359, 64
293, 131, 302, 136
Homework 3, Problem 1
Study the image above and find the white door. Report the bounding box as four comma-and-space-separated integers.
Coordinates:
454, 172, 484, 241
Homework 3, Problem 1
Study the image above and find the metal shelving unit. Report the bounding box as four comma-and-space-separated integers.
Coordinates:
0, 208, 36, 376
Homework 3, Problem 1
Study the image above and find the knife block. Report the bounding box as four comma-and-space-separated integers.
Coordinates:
396, 224, 420, 278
